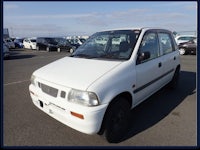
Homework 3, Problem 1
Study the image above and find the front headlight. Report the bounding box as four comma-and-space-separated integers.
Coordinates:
30, 75, 36, 85
68, 89, 99, 107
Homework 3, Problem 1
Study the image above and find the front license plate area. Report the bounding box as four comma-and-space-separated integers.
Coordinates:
49, 103, 66, 115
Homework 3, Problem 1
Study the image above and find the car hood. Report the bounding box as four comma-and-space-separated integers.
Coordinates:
34, 57, 122, 90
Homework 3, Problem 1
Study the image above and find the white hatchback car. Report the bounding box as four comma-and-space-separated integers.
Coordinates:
29, 28, 181, 143
23, 38, 36, 50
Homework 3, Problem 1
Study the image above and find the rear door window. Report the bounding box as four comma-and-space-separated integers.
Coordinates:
158, 33, 174, 55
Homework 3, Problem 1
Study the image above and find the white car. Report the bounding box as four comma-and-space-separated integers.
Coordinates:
29, 27, 181, 143
23, 38, 36, 49
175, 35, 196, 45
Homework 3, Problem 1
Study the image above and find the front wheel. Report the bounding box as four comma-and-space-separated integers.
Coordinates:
69, 48, 74, 53
102, 98, 130, 143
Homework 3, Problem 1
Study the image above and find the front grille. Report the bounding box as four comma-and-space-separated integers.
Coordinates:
40, 83, 58, 98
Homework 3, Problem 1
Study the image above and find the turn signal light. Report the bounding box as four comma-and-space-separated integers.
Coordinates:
70, 111, 84, 119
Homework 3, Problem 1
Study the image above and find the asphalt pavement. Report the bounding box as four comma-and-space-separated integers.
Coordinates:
3, 49, 197, 146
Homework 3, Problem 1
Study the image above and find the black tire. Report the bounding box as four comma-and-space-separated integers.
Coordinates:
102, 98, 130, 143
168, 66, 180, 89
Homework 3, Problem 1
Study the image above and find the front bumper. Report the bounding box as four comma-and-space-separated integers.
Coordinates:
29, 84, 108, 134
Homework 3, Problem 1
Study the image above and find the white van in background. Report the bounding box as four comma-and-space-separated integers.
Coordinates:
23, 38, 36, 50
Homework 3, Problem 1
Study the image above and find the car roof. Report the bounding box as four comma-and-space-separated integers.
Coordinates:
99, 27, 171, 32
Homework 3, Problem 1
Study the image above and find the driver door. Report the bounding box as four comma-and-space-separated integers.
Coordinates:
134, 31, 163, 105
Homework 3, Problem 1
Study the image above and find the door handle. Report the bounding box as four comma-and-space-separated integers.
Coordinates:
174, 56, 176, 60
158, 62, 162, 68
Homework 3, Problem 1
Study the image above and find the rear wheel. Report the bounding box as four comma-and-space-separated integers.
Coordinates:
102, 98, 130, 143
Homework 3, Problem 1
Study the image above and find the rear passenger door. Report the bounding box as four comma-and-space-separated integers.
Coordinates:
157, 31, 178, 84
134, 30, 164, 105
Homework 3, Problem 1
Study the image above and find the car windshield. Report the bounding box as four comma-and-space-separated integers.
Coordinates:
72, 30, 140, 60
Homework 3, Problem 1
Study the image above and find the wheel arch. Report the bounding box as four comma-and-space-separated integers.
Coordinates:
98, 91, 132, 135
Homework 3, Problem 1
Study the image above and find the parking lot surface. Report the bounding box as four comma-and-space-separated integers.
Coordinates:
3, 49, 197, 146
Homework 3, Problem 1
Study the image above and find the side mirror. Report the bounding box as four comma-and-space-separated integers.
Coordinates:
137, 51, 150, 64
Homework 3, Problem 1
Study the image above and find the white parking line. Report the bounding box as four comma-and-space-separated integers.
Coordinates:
4, 80, 30, 86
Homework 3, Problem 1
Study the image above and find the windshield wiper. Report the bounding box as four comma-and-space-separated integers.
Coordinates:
70, 54, 95, 59
97, 54, 128, 60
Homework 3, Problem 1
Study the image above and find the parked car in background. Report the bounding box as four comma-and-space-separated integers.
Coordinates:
179, 38, 197, 55
23, 38, 36, 50
68, 37, 87, 49
66, 39, 81, 49
3, 41, 10, 59
36, 37, 76, 53
175, 35, 196, 45
29, 27, 181, 143
14, 38, 24, 48
4, 38, 15, 49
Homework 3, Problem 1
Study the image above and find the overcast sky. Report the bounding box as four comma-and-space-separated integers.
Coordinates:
3, 1, 197, 37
